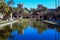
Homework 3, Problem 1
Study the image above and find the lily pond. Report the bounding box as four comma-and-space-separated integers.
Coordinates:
0, 19, 60, 40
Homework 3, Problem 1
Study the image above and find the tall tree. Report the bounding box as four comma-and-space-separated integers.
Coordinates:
0, 0, 10, 14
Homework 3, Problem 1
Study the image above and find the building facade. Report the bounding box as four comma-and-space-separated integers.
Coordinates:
17, 4, 24, 18
37, 4, 48, 16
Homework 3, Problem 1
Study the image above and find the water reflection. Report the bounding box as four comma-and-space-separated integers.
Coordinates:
0, 26, 12, 40
32, 20, 47, 33
0, 19, 60, 40
12, 20, 29, 34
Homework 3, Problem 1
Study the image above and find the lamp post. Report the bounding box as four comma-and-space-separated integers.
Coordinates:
55, 0, 58, 7
55, 0, 60, 40
55, 0, 60, 7
55, 0, 57, 7
58, 0, 60, 6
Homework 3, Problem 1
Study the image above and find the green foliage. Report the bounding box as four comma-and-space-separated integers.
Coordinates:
23, 10, 29, 14
0, 1, 10, 14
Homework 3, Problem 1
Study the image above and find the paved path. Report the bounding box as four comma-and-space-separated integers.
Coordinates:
42, 20, 57, 25
0, 20, 19, 29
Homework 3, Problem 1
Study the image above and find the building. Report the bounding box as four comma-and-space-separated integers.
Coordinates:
17, 4, 24, 18
37, 4, 43, 10
48, 9, 56, 12
29, 4, 48, 19
17, 4, 23, 9
37, 4, 48, 17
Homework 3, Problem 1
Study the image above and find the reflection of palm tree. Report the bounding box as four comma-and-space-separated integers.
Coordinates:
0, 26, 12, 40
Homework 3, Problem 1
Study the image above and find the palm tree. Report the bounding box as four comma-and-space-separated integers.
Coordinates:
7, 0, 15, 20
42, 7, 48, 13
0, 0, 10, 14
55, 0, 60, 7
0, 0, 5, 12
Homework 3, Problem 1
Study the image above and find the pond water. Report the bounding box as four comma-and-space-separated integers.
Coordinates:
0, 19, 60, 40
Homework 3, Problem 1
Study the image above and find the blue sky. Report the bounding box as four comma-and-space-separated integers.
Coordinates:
5, 0, 56, 9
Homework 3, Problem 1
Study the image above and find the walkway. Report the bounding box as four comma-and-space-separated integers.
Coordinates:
42, 20, 57, 25
42, 20, 60, 27
0, 20, 19, 29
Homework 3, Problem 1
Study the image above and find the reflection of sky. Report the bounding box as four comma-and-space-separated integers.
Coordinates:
8, 25, 60, 40
5, 0, 56, 9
